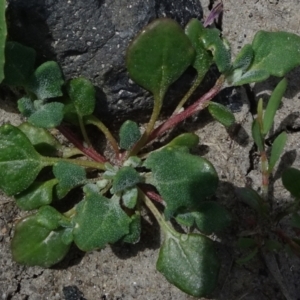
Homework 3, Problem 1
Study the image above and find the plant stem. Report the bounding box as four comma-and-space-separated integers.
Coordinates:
78, 115, 92, 147
147, 75, 225, 144
173, 75, 203, 114
84, 115, 120, 156
139, 188, 178, 236
58, 125, 107, 163
44, 156, 106, 170
127, 94, 163, 157
260, 150, 269, 200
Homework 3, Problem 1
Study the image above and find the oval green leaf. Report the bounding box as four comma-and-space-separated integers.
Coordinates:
144, 147, 218, 214
11, 215, 71, 267
157, 231, 220, 297
73, 193, 131, 251
268, 132, 287, 173
282, 167, 300, 198
164, 133, 199, 150
67, 77, 96, 116
208, 101, 235, 127
0, 124, 46, 195
119, 120, 141, 150
26, 61, 64, 99
126, 18, 195, 99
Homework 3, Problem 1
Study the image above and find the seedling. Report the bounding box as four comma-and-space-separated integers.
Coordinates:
1, 16, 300, 297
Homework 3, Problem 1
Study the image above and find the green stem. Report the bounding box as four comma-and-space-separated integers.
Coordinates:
128, 94, 163, 157
260, 150, 269, 201
173, 75, 203, 114
44, 156, 106, 170
78, 115, 92, 147
85, 115, 119, 155
64, 207, 76, 218
139, 188, 178, 236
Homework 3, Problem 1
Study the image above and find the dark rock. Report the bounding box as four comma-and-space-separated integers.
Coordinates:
7, 0, 203, 119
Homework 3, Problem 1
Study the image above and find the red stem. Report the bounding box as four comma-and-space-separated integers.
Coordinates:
58, 125, 107, 163
147, 75, 225, 144
139, 184, 165, 205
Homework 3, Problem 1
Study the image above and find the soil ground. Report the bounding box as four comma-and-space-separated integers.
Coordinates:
2, 1, 300, 299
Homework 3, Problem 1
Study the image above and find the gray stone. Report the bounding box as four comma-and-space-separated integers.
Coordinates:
7, 0, 203, 119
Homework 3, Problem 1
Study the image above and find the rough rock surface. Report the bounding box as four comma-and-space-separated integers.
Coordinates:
2, 0, 300, 300
6, 0, 203, 118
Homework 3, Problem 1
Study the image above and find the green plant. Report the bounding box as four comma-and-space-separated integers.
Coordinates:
2, 17, 300, 297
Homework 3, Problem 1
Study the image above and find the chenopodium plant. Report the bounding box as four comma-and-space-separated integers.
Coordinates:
236, 78, 300, 262
1, 18, 300, 297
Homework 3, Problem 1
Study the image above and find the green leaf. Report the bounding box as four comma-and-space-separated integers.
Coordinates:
249, 31, 300, 78
175, 210, 195, 227
122, 213, 141, 244
28, 102, 64, 128
282, 167, 300, 198
15, 179, 58, 211
235, 187, 268, 215
112, 166, 142, 194
26, 61, 64, 99
237, 237, 257, 249
53, 161, 86, 199
157, 231, 220, 297
17, 97, 35, 117
252, 119, 264, 152
263, 78, 287, 135
119, 120, 141, 150
19, 122, 63, 156
73, 193, 131, 251
4, 42, 35, 86
126, 18, 195, 100
0, 0, 6, 83
67, 77, 96, 116
122, 187, 138, 209
144, 147, 218, 214
11, 214, 71, 267
268, 132, 287, 173
236, 247, 258, 265
193, 201, 231, 234
291, 212, 300, 229
232, 44, 254, 72
232, 69, 269, 86
208, 102, 235, 127
265, 239, 282, 252
0, 124, 47, 195
184, 19, 213, 78
164, 133, 199, 150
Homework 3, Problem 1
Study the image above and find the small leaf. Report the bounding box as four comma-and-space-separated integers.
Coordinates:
122, 213, 141, 244
232, 44, 254, 72
26, 61, 64, 99
126, 18, 195, 100
4, 41, 36, 86
282, 167, 300, 198
236, 247, 258, 265
144, 147, 218, 214
184, 19, 213, 79
53, 161, 86, 199
252, 119, 264, 152
235, 187, 267, 215
28, 102, 64, 128
73, 193, 131, 251
263, 78, 287, 135
17, 97, 35, 117
19, 122, 63, 156
157, 231, 220, 297
249, 31, 300, 78
237, 237, 257, 249
164, 133, 199, 150
67, 77, 96, 116
232, 69, 269, 86
175, 210, 195, 227
35, 206, 69, 230
122, 187, 138, 209
291, 213, 300, 229
268, 132, 287, 173
0, 125, 47, 195
15, 179, 58, 211
265, 239, 282, 252
11, 215, 71, 267
112, 166, 142, 194
193, 201, 231, 234
208, 101, 235, 127
119, 120, 141, 150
